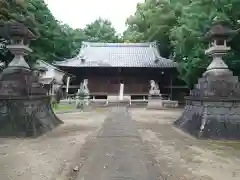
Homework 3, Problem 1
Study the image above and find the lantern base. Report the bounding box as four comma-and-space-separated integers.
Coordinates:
0, 96, 63, 137
174, 98, 240, 139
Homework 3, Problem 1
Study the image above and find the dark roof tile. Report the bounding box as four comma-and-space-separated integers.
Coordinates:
54, 42, 176, 68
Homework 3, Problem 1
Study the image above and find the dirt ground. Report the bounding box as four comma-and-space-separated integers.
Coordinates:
1, 108, 240, 180
130, 108, 240, 180
0, 109, 107, 180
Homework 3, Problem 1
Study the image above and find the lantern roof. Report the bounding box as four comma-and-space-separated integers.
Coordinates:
0, 22, 36, 40
205, 21, 237, 40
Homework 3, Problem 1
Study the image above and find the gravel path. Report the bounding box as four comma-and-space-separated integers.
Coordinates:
76, 107, 162, 180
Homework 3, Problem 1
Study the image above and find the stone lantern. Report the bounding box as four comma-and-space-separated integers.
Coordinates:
204, 21, 237, 75
5, 22, 36, 68
0, 22, 62, 137
174, 21, 240, 139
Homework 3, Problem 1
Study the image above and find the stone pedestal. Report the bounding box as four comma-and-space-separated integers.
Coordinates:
0, 66, 63, 137
147, 95, 163, 109
175, 74, 240, 139
174, 68, 240, 139
106, 95, 131, 106
84, 95, 90, 106
175, 97, 240, 139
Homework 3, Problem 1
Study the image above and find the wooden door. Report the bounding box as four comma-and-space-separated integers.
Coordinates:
88, 76, 120, 94
123, 77, 148, 94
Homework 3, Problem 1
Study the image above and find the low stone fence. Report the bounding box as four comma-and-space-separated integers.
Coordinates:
162, 100, 179, 108
63, 94, 179, 108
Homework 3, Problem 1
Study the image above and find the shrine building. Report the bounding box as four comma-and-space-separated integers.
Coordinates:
53, 42, 188, 101
36, 60, 74, 95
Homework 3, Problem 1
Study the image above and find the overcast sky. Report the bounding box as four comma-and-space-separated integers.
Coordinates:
44, 0, 144, 33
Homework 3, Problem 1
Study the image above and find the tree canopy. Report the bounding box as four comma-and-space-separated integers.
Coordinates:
0, 0, 120, 65
124, 0, 240, 88
84, 18, 120, 43
1, 0, 240, 88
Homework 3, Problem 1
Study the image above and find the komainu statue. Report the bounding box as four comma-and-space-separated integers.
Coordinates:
149, 80, 160, 96
76, 79, 90, 109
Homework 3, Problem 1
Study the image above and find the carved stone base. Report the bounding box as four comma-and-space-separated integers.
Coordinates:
106, 95, 131, 106
0, 96, 63, 137
174, 98, 240, 139
149, 90, 161, 96
147, 96, 163, 109
76, 96, 90, 109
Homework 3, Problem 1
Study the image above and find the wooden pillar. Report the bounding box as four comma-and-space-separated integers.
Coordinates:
66, 76, 70, 97
48, 84, 51, 95
119, 83, 124, 100
170, 75, 173, 100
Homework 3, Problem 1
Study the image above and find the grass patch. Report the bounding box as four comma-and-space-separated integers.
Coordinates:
207, 140, 240, 151
53, 104, 75, 113
213, 141, 240, 150
94, 107, 108, 113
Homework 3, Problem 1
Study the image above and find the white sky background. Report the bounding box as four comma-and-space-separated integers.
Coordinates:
44, 0, 144, 34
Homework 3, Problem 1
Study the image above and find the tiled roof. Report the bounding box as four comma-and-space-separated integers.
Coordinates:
36, 60, 75, 77
54, 42, 177, 68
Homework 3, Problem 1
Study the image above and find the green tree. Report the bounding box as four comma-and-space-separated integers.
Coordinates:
124, 0, 240, 88
124, 0, 182, 57
170, 0, 240, 87
0, 0, 72, 63
27, 0, 74, 62
83, 18, 119, 43
60, 24, 88, 57
0, 0, 121, 65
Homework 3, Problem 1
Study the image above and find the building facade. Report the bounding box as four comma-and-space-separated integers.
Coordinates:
37, 60, 73, 95
54, 42, 188, 101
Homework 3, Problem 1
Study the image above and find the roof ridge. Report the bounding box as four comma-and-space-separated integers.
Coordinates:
82, 41, 156, 47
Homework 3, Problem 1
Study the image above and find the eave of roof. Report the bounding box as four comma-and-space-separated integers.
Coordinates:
39, 77, 55, 85
37, 60, 76, 77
